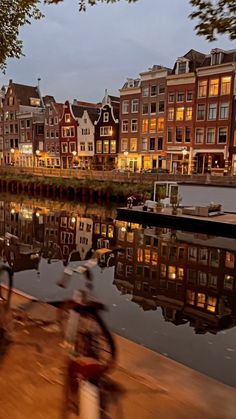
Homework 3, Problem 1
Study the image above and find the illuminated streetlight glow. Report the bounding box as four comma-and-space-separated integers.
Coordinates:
72, 151, 77, 157
36, 150, 40, 155
10, 148, 15, 154
71, 216, 76, 223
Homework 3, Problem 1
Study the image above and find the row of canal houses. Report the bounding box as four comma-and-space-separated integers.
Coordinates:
1, 47, 236, 173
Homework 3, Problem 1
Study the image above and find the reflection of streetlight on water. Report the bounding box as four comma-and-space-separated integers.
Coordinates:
10, 148, 15, 166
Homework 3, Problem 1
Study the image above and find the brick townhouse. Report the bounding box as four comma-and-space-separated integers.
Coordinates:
44, 96, 63, 168
94, 91, 120, 170
1, 79, 44, 167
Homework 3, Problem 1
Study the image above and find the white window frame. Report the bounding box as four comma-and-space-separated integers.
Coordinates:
103, 112, 109, 123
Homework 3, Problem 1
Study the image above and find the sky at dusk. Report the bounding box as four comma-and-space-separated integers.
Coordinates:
1, 0, 234, 103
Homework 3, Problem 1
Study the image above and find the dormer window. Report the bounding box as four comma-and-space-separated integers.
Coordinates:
176, 59, 189, 75
211, 51, 222, 66
178, 62, 187, 74
127, 79, 134, 88
30, 98, 40, 106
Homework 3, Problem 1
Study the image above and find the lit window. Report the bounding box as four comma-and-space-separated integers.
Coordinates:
149, 118, 156, 133
168, 108, 174, 121
110, 140, 116, 153
221, 76, 231, 95
130, 138, 137, 152
219, 103, 229, 119
225, 252, 235, 269
157, 117, 164, 131
168, 266, 176, 280
127, 232, 134, 243
62, 126, 75, 137
152, 251, 158, 266
69, 142, 76, 153
145, 249, 151, 263
121, 138, 128, 151
142, 119, 148, 133
103, 140, 109, 153
209, 79, 219, 96
137, 248, 143, 262
224, 274, 234, 290
185, 107, 192, 121
176, 107, 184, 121
198, 80, 207, 98
95, 223, 100, 234
177, 268, 184, 280
197, 293, 206, 308
96, 140, 102, 153
65, 113, 71, 123
108, 225, 114, 238
207, 296, 217, 313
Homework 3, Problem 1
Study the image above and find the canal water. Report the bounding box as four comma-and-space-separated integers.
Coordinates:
0, 194, 236, 388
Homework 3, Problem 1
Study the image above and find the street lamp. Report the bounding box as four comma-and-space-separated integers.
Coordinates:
35, 149, 40, 168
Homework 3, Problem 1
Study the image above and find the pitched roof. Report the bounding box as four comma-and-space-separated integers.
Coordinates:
43, 95, 55, 105
172, 49, 206, 73
201, 49, 236, 67
12, 83, 42, 106
71, 104, 99, 122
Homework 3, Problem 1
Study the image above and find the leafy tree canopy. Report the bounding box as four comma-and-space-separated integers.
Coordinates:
0, 0, 235, 73
190, 0, 236, 41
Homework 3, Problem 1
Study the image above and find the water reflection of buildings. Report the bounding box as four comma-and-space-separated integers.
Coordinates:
115, 222, 236, 333
0, 199, 117, 271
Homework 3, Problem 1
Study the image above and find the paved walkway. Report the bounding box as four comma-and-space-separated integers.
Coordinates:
0, 291, 235, 419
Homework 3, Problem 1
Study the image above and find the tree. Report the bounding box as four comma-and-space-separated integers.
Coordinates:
0, 0, 235, 73
190, 0, 236, 41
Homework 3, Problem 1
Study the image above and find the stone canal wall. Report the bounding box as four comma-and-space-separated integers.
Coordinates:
0, 172, 152, 202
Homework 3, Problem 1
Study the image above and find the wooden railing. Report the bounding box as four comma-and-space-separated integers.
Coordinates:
0, 166, 236, 185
